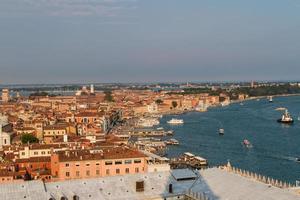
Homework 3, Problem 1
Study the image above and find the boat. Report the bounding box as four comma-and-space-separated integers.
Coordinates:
137, 118, 160, 127
219, 128, 224, 135
277, 109, 294, 124
167, 118, 184, 124
242, 139, 253, 148
165, 139, 179, 145
296, 158, 300, 163
298, 117, 300, 121
240, 103, 244, 106
268, 96, 273, 103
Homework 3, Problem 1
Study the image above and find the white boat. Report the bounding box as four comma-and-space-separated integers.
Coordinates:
268, 96, 273, 103
277, 109, 294, 124
219, 128, 224, 135
137, 118, 160, 127
165, 139, 179, 145
167, 118, 184, 124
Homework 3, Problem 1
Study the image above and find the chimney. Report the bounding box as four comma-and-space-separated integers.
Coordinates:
136, 181, 144, 192
168, 184, 173, 193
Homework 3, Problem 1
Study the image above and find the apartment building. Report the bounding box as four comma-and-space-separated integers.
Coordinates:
50, 147, 148, 181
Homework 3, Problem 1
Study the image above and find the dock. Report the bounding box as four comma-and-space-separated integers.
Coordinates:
170, 152, 208, 169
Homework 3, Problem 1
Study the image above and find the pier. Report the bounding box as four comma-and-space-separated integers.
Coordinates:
170, 152, 208, 170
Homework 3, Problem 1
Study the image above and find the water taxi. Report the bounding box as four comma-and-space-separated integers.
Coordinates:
277, 109, 294, 124
167, 118, 184, 124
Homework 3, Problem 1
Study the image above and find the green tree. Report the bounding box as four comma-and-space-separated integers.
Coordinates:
21, 134, 39, 144
172, 101, 178, 108
104, 90, 114, 102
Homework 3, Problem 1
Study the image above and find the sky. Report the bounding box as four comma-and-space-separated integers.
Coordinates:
0, 0, 300, 84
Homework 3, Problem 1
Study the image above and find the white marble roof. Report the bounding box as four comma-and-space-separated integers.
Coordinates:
0, 168, 299, 200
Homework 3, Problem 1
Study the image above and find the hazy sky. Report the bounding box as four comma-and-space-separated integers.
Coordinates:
0, 0, 300, 84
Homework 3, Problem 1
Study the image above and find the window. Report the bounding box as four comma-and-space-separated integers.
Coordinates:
86, 163, 90, 167
96, 163, 100, 166
105, 161, 112, 165
106, 169, 110, 175
96, 170, 100, 175
134, 159, 141, 164
65, 163, 70, 167
125, 168, 129, 174
125, 160, 132, 164
76, 164, 80, 167
34, 152, 38, 155
86, 170, 90, 176
22, 152, 25, 156
115, 160, 122, 165
116, 169, 120, 174
76, 171, 80, 177
41, 151, 45, 155
135, 168, 139, 173
66, 172, 70, 177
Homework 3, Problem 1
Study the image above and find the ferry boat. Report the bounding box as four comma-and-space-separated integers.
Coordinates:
243, 139, 252, 148
277, 109, 294, 124
167, 118, 184, 124
219, 128, 224, 135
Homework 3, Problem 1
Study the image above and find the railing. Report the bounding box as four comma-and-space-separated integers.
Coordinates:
221, 165, 296, 188
185, 189, 214, 200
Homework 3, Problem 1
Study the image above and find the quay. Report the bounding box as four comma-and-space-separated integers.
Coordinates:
129, 128, 173, 137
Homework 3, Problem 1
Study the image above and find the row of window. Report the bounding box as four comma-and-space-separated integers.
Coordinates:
64, 159, 142, 167
65, 167, 142, 177
45, 131, 66, 135
105, 159, 142, 165
21, 151, 50, 156
65, 163, 100, 167
65, 170, 100, 177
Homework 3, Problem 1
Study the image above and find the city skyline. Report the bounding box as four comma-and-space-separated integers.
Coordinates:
1, 0, 300, 84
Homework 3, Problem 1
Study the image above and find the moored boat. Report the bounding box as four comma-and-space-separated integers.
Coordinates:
167, 118, 184, 124
165, 139, 179, 145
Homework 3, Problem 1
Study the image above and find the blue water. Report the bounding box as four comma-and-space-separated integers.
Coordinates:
161, 96, 300, 183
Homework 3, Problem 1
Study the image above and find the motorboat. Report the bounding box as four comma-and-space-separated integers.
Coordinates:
243, 139, 253, 148
268, 96, 273, 103
165, 139, 179, 145
219, 128, 224, 135
167, 118, 184, 124
277, 109, 294, 124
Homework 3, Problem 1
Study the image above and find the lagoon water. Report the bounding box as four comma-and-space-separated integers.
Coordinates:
161, 96, 300, 183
